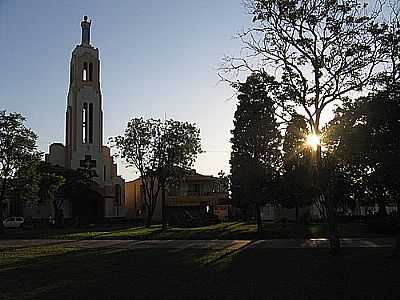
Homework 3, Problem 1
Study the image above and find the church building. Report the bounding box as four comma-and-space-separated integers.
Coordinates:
45, 16, 125, 218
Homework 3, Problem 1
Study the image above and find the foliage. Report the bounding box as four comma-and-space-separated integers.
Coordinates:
223, 0, 385, 133
112, 118, 163, 226
230, 73, 281, 229
112, 118, 201, 226
160, 119, 202, 177
38, 162, 65, 209
223, 0, 397, 254
6, 157, 41, 213
158, 119, 202, 229
325, 87, 400, 215
37, 162, 101, 224
278, 114, 313, 212
0, 111, 40, 231
217, 170, 230, 193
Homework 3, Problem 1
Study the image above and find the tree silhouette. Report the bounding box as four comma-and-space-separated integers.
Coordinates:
231, 73, 281, 233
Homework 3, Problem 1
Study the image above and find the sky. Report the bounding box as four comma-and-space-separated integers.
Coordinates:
0, 0, 252, 181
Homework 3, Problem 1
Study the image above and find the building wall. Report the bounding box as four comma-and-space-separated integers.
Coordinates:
124, 173, 230, 222
46, 143, 66, 167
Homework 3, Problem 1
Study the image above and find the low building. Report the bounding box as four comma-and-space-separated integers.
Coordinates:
125, 171, 230, 222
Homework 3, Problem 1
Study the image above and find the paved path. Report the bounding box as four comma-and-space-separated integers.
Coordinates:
0, 238, 394, 250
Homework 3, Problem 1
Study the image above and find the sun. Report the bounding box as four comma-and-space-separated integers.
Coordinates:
306, 134, 320, 151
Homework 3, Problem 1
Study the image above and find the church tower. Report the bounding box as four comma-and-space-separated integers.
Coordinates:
46, 16, 125, 218
66, 16, 103, 169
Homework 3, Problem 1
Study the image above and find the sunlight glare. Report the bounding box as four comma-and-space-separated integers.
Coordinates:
306, 134, 320, 151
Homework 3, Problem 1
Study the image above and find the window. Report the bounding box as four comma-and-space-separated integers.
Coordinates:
82, 103, 88, 143
82, 62, 88, 81
115, 184, 122, 206
103, 165, 106, 181
89, 63, 93, 81
89, 103, 93, 143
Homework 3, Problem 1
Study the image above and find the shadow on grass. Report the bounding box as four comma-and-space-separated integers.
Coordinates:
1, 222, 385, 242
2, 243, 400, 300
0, 225, 133, 240
0, 245, 232, 300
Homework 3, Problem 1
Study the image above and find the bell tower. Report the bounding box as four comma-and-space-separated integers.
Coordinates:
46, 16, 125, 218
65, 16, 103, 173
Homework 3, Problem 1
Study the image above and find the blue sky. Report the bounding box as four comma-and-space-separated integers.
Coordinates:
0, 0, 251, 180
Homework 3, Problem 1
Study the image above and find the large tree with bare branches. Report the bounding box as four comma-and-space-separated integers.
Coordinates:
223, 0, 389, 254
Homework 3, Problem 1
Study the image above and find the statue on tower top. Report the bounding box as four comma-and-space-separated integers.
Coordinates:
81, 15, 91, 45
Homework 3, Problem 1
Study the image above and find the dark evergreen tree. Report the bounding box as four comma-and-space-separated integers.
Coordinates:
230, 73, 281, 233
279, 114, 313, 222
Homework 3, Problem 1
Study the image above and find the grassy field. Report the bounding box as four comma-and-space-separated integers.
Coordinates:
1, 222, 381, 240
1, 243, 399, 299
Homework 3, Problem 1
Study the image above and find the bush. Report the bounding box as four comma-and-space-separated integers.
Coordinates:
366, 216, 400, 234
299, 211, 311, 225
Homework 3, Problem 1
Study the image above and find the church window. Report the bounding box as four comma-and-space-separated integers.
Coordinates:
82, 102, 88, 143
82, 62, 88, 81
89, 63, 93, 81
89, 103, 93, 143
115, 184, 122, 206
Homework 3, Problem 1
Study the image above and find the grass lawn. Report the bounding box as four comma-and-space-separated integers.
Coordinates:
1, 221, 382, 240
1, 243, 399, 299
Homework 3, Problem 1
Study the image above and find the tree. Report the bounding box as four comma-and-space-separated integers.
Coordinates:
112, 118, 201, 227
6, 156, 41, 216
158, 120, 202, 230
37, 160, 102, 226
223, 0, 387, 254
217, 170, 230, 193
230, 73, 281, 233
113, 118, 163, 226
0, 111, 39, 233
279, 114, 313, 221
37, 163, 65, 226
325, 1, 400, 214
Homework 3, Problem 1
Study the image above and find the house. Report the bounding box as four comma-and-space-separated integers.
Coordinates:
125, 171, 230, 222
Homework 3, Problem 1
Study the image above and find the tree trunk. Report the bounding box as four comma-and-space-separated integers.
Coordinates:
0, 183, 6, 234
392, 234, 400, 258
241, 206, 248, 221
397, 200, 400, 218
326, 195, 341, 255
314, 143, 340, 255
145, 214, 152, 227
145, 205, 154, 227
393, 200, 400, 257
0, 200, 4, 234
377, 198, 388, 216
161, 183, 167, 231
255, 204, 262, 235
55, 208, 64, 228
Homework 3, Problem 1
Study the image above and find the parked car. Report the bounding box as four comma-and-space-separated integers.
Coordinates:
2, 217, 24, 228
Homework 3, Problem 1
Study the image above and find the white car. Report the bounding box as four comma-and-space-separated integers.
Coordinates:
3, 217, 24, 228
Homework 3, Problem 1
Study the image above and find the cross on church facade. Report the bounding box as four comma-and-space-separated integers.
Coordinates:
80, 155, 96, 174
44, 16, 125, 218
